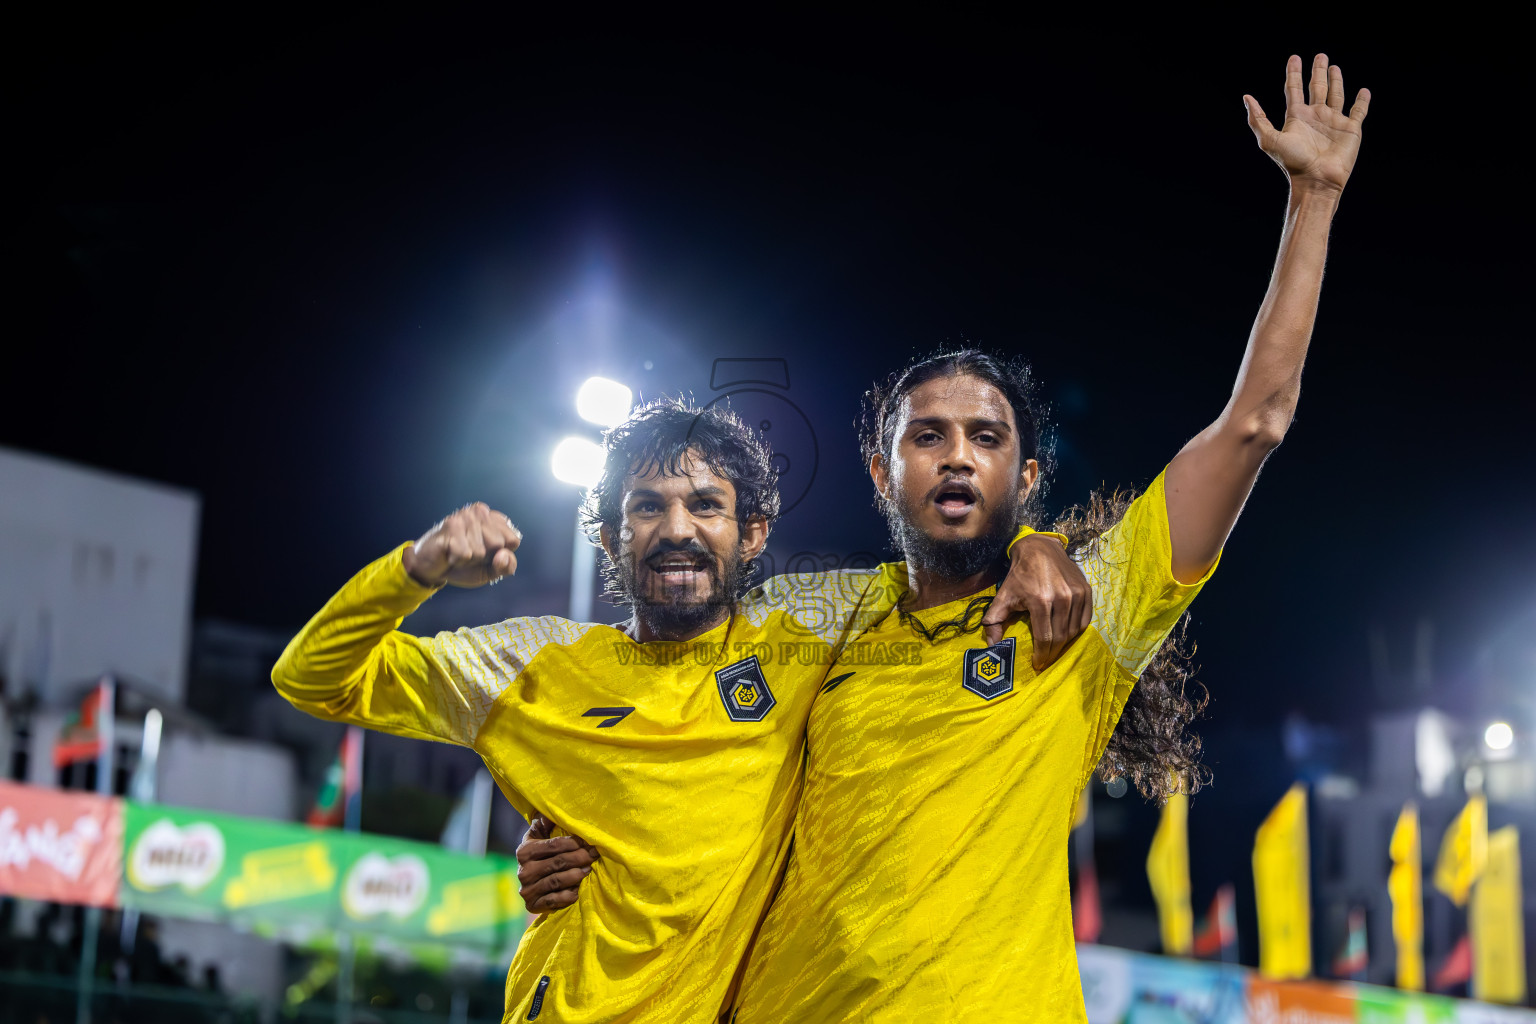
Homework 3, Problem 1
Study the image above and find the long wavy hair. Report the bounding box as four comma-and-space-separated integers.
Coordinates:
860, 348, 1208, 804
1054, 490, 1210, 804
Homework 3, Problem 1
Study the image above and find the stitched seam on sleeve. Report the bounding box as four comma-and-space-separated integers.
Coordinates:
425, 617, 598, 746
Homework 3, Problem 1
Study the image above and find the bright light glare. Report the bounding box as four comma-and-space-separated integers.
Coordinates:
1485, 721, 1514, 751
551, 437, 606, 488
576, 376, 633, 428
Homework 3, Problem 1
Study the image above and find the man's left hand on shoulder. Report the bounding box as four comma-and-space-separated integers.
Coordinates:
983, 533, 1093, 667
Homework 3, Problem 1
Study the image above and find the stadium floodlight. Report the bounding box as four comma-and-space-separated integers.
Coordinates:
551, 436, 606, 489
576, 376, 633, 428
1485, 721, 1514, 752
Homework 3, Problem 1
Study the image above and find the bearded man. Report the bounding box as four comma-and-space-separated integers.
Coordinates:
271, 398, 1084, 1022
519, 52, 1370, 1022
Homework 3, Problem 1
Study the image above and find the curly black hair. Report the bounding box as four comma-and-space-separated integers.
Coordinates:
581, 396, 782, 603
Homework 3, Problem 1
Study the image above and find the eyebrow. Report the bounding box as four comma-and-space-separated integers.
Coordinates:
905, 416, 1014, 433
626, 485, 730, 502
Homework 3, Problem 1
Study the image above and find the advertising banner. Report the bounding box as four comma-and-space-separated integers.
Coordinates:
1078, 945, 1536, 1024
0, 779, 121, 907
1246, 976, 1357, 1023
1355, 986, 1459, 1023
120, 801, 526, 952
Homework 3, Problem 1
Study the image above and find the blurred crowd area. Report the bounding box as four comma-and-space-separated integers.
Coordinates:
0, 899, 506, 1024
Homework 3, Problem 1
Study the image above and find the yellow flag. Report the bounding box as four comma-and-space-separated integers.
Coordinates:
1253, 783, 1310, 979
1472, 826, 1526, 1004
1433, 794, 1487, 906
1388, 802, 1424, 991
1073, 785, 1091, 831
1147, 792, 1193, 956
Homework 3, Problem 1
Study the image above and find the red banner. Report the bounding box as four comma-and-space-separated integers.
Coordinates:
0, 780, 122, 907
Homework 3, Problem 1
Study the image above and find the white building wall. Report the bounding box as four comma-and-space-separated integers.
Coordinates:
0, 446, 199, 705
156, 731, 296, 820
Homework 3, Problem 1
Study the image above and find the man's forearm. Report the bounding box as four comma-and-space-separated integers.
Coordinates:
1163, 187, 1341, 582
1163, 52, 1367, 582
1226, 185, 1340, 446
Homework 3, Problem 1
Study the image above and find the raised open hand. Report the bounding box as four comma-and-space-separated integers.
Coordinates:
1245, 54, 1369, 195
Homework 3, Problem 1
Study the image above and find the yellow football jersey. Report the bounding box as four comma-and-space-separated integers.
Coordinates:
272, 545, 876, 1023
732, 471, 1216, 1022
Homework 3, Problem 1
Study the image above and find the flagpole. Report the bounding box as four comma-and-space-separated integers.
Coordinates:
336, 726, 364, 1024
118, 707, 162, 959
448, 770, 494, 1024
76, 677, 115, 1024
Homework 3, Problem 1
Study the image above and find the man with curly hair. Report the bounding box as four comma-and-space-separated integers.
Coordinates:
527, 52, 1370, 1022
271, 396, 1082, 1023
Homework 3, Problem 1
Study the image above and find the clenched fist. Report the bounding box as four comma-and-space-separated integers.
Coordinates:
401, 502, 522, 588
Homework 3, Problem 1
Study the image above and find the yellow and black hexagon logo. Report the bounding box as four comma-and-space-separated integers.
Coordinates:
716, 656, 776, 722
962, 638, 1016, 701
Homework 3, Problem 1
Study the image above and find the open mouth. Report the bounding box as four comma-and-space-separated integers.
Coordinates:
645, 553, 713, 585
933, 480, 979, 520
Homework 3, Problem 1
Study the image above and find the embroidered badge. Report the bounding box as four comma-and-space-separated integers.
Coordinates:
716, 656, 777, 722
961, 637, 1016, 701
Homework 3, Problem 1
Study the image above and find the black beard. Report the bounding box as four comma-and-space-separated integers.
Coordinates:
613, 543, 749, 639
883, 482, 1023, 582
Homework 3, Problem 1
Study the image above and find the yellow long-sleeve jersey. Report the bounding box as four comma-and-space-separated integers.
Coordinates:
271, 545, 878, 1023
732, 471, 1217, 1022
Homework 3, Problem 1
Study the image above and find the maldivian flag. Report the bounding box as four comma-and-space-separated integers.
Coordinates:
1070, 785, 1101, 943
1073, 860, 1103, 944
1433, 794, 1487, 907
1471, 825, 1526, 1004
307, 726, 363, 828
1253, 783, 1311, 979
53, 682, 111, 769
1389, 801, 1425, 991
1192, 883, 1238, 961
1147, 792, 1193, 956
1433, 934, 1473, 992
1332, 906, 1368, 979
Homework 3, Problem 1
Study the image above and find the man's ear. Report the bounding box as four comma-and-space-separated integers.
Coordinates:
1019, 457, 1039, 500
738, 514, 769, 562
599, 523, 619, 564
869, 453, 891, 501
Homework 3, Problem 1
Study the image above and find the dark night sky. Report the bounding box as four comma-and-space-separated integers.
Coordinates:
6, 13, 1533, 740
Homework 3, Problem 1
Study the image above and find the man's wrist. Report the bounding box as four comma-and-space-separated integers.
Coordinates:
1288, 179, 1344, 208
1007, 526, 1069, 560
400, 543, 443, 590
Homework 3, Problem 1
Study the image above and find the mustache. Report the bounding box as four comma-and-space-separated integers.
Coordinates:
641, 540, 717, 570
922, 477, 985, 507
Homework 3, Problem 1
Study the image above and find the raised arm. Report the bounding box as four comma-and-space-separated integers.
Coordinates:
271, 503, 523, 744
1164, 53, 1369, 583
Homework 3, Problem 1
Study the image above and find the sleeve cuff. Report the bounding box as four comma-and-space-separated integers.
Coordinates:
1007, 526, 1070, 559
388, 542, 446, 599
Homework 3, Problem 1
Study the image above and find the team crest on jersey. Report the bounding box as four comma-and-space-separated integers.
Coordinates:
961, 637, 1016, 701
715, 655, 776, 722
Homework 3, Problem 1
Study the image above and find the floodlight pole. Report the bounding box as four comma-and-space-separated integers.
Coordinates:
570, 508, 595, 622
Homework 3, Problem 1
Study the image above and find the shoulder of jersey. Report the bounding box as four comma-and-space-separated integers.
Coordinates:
739, 570, 880, 646
433, 615, 603, 726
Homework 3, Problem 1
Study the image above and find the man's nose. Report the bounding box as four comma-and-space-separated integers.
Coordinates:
656, 500, 700, 543
938, 436, 977, 475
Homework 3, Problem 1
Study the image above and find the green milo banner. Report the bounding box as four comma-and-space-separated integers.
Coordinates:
120, 802, 527, 955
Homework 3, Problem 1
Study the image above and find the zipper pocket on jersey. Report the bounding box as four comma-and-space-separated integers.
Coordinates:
527, 975, 550, 1020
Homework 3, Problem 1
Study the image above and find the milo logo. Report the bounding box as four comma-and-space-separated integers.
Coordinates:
128, 820, 226, 893
342, 852, 429, 920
